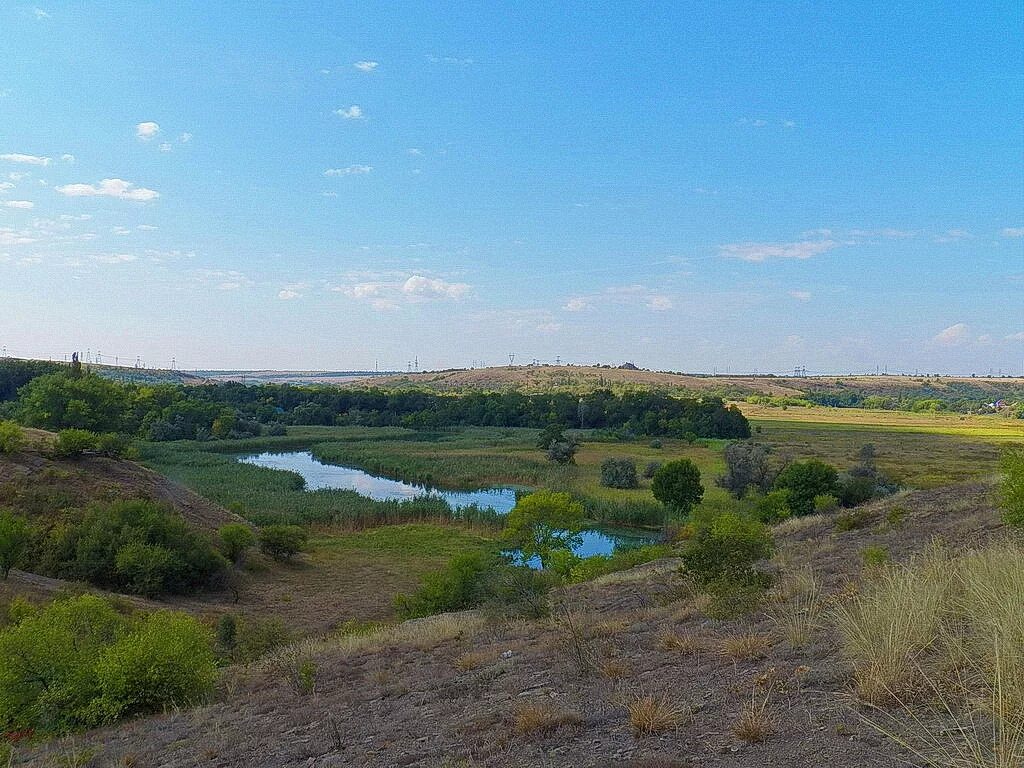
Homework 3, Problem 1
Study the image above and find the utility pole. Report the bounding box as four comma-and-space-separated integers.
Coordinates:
508, 353, 515, 367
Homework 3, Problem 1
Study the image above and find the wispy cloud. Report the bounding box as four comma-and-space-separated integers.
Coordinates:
323, 165, 372, 176
933, 323, 968, 346
788, 290, 812, 301
933, 228, 971, 243
564, 297, 589, 312
0, 182, 13, 192
192, 269, 252, 291
354, 61, 379, 72
427, 55, 474, 66
333, 272, 471, 309
56, 178, 159, 202
1006, 332, 1024, 342
720, 239, 837, 262
1001, 227, 1024, 238
278, 289, 301, 300
3, 200, 33, 209
0, 153, 50, 166
135, 122, 160, 140
334, 105, 364, 120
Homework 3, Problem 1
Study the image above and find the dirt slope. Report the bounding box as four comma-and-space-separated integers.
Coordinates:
17, 483, 1008, 768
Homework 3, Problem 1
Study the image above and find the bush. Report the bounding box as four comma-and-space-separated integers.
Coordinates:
229, 616, 291, 663
999, 447, 1024, 527
218, 523, 256, 564
93, 432, 129, 458
0, 595, 215, 733
264, 423, 287, 436
536, 424, 568, 450
395, 550, 501, 619
773, 460, 840, 516
546, 440, 578, 465
643, 460, 662, 479
0, 510, 29, 579
681, 512, 773, 587
566, 544, 674, 583
51, 428, 97, 458
835, 508, 872, 532
651, 459, 704, 516
813, 494, 840, 514
718, 442, 774, 498
478, 565, 557, 619
41, 500, 226, 596
648, 439, 662, 449
259, 524, 309, 561
600, 458, 639, 489
0, 421, 24, 454
752, 490, 791, 524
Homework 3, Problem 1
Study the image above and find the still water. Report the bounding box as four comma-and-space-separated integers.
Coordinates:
238, 450, 658, 558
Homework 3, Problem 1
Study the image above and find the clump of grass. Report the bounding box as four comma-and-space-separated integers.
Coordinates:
733, 690, 774, 743
833, 547, 949, 703
553, 609, 599, 675
627, 692, 687, 736
767, 567, 824, 648
861, 545, 890, 569
834, 508, 872, 532
512, 701, 583, 737
658, 631, 707, 655
454, 650, 494, 671
599, 657, 631, 679
719, 633, 772, 662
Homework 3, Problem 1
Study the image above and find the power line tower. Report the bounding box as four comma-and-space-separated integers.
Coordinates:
508, 353, 515, 367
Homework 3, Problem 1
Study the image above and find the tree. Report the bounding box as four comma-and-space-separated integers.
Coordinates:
502, 490, 584, 569
773, 459, 840, 516
218, 523, 257, 564
681, 511, 773, 586
717, 442, 773, 498
17, 372, 129, 433
0, 510, 29, 578
600, 458, 639, 489
259, 524, 309, 561
546, 439, 578, 465
0, 421, 24, 455
651, 459, 704, 516
536, 423, 568, 449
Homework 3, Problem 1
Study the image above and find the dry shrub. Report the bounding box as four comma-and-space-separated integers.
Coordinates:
627, 692, 688, 736
553, 609, 599, 675
454, 650, 495, 671
600, 657, 631, 679
719, 633, 772, 662
587, 617, 631, 638
768, 567, 825, 647
733, 689, 774, 743
512, 701, 583, 737
833, 546, 949, 703
658, 631, 707, 655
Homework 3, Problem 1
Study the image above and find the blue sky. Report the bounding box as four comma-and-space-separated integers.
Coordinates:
1, 2, 1021, 373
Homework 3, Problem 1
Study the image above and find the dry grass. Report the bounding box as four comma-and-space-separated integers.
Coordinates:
512, 701, 583, 737
772, 513, 826, 536
553, 609, 599, 675
658, 631, 708, 655
599, 657, 631, 679
733, 690, 774, 743
719, 633, 773, 662
454, 649, 495, 671
626, 692, 688, 736
768, 567, 825, 647
833, 546, 949, 703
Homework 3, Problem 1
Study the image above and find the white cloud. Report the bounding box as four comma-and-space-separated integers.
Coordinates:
564, 297, 589, 312
278, 289, 301, 300
402, 275, 470, 299
56, 178, 159, 202
60, 154, 75, 163
789, 290, 812, 301
320, 191, 338, 197
426, 55, 474, 66
111, 226, 132, 235
7, 172, 29, 181
179, 132, 193, 143
536, 322, 562, 333
647, 295, 673, 311
159, 142, 172, 152
136, 224, 158, 231
3, 200, 32, 209
92, 253, 137, 264
192, 269, 252, 291
1006, 332, 1024, 342
354, 61, 379, 72
135, 122, 160, 140
323, 165, 372, 176
933, 323, 969, 346
33, 7, 49, 19
0, 153, 50, 166
334, 105, 364, 120
407, 148, 423, 156
720, 239, 837, 262
1001, 227, 1024, 238
0, 182, 13, 192
933, 228, 971, 243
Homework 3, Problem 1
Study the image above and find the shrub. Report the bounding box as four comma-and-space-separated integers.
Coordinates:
231, 616, 291, 662
42, 500, 226, 596
999, 447, 1024, 527
536, 423, 568, 450
643, 460, 662, 478
681, 512, 773, 588
478, 565, 557, 619
862, 546, 890, 568
264, 423, 287, 436
648, 439, 663, 449
600, 458, 639, 489
93, 432, 129, 458
752, 490, 792, 524
567, 544, 674, 583
651, 459, 704, 516
503, 490, 584, 568
0, 421, 24, 454
51, 428, 97, 458
835, 508, 872, 532
0, 595, 215, 733
546, 440, 578, 465
813, 494, 839, 514
0, 510, 29, 578
259, 524, 309, 561
216, 613, 237, 651
395, 550, 501, 619
773, 460, 839, 516
717, 442, 774, 498
218, 523, 256, 564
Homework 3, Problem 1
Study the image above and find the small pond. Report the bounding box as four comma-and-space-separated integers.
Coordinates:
237, 450, 659, 559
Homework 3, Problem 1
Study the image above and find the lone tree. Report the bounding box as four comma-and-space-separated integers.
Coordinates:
0, 510, 29, 579
218, 523, 257, 565
773, 459, 840, 516
503, 490, 584, 569
717, 442, 773, 498
652, 459, 704, 516
600, 458, 639, 489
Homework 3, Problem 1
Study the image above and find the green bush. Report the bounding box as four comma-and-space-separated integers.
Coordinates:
0, 421, 24, 454
93, 432, 130, 458
834, 508, 872, 532
41, 500, 226, 596
218, 523, 256, 564
813, 493, 840, 514
861, 545, 890, 568
51, 428, 97, 458
648, 439, 663, 450
600, 457, 639, 489
478, 565, 557, 619
566, 544, 673, 583
259, 524, 309, 561
643, 460, 662, 479
752, 489, 792, 524
232, 616, 291, 663
773, 459, 840, 516
0, 510, 29, 578
999, 447, 1024, 527
0, 595, 215, 733
395, 550, 501, 618
680, 512, 773, 587
651, 459, 704, 516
